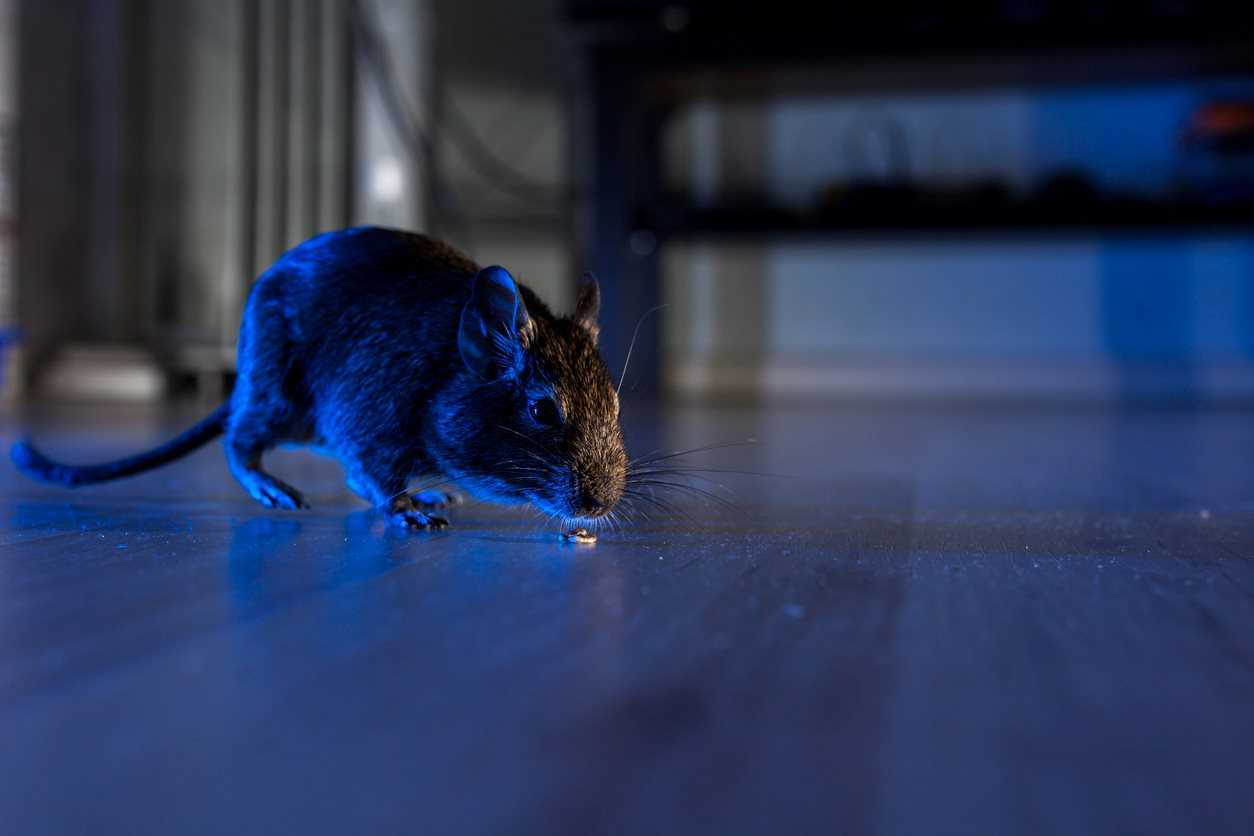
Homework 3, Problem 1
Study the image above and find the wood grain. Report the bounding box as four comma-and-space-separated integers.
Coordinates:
1, 403, 1252, 834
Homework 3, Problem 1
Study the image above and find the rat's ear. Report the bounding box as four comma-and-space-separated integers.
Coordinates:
573, 272, 600, 343
459, 265, 534, 380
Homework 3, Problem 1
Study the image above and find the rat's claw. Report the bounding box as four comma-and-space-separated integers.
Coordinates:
389, 509, 449, 530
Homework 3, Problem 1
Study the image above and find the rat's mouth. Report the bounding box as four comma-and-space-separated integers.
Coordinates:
529, 490, 616, 524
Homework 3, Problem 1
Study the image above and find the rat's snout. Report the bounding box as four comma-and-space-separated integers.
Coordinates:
559, 421, 628, 520
572, 468, 625, 518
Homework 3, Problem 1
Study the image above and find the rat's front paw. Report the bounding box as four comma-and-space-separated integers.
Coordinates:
388, 509, 450, 530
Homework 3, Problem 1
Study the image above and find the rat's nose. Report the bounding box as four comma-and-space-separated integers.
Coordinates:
576, 477, 622, 518
576, 491, 613, 518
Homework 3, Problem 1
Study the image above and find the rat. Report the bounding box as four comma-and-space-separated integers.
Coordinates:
11, 226, 628, 533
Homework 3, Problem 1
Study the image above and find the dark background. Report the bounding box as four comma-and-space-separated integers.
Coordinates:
3, 0, 1254, 406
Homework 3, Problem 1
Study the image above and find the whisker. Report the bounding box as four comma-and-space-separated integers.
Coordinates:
630, 473, 735, 498
622, 490, 698, 525
495, 424, 561, 459
628, 467, 740, 492
629, 466, 734, 488
627, 480, 737, 508
629, 438, 757, 467
629, 465, 788, 479
617, 304, 667, 396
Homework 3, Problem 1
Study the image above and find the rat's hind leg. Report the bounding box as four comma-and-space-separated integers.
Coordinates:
225, 393, 308, 510
225, 293, 309, 511
226, 428, 308, 511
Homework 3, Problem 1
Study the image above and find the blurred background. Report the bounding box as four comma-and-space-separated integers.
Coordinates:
2, 0, 1254, 407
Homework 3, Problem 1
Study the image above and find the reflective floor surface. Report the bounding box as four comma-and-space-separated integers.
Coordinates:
2, 401, 1253, 834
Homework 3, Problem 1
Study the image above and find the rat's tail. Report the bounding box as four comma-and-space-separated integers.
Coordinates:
10, 403, 230, 487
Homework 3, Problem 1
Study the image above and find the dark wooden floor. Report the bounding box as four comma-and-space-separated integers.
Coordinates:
2, 401, 1253, 835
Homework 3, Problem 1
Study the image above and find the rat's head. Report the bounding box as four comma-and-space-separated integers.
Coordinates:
433, 265, 627, 523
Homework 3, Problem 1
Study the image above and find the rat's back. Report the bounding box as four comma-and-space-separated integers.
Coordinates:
248, 227, 477, 366
268, 226, 479, 387
268, 226, 478, 312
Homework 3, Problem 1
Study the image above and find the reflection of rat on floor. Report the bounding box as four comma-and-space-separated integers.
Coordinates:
12, 227, 627, 537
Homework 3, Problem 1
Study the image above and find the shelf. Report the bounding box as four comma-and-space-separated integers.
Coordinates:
567, 4, 1254, 99
640, 200, 1254, 242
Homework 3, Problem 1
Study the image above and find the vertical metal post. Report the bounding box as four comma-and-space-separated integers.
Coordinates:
578, 50, 661, 394
237, 0, 260, 311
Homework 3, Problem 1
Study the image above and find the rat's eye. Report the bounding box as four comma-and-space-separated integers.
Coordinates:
528, 396, 561, 427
